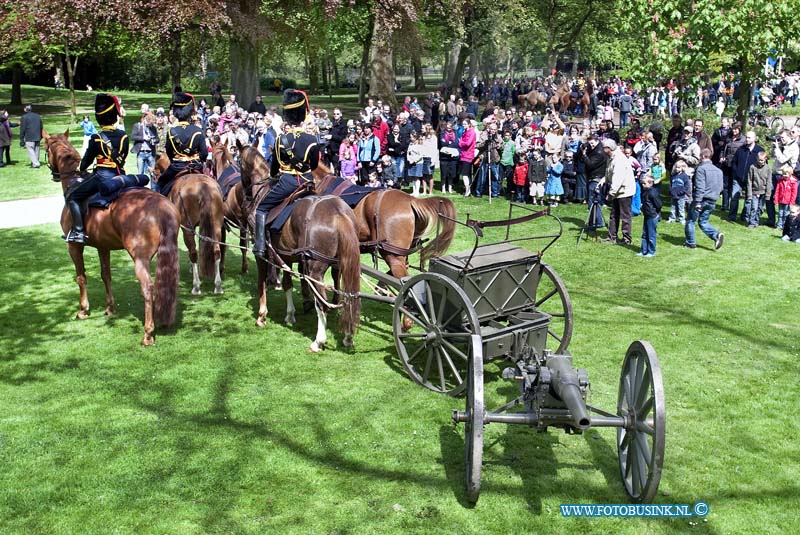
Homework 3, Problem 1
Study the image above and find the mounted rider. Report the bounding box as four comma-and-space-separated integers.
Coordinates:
156, 91, 207, 195
64, 93, 129, 244
252, 89, 320, 257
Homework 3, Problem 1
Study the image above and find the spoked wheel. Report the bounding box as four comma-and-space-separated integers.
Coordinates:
531, 263, 573, 353
464, 335, 484, 504
617, 340, 665, 502
393, 272, 480, 396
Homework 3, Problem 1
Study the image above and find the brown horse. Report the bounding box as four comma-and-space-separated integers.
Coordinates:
518, 89, 548, 112
550, 82, 592, 118
153, 155, 225, 295
238, 145, 361, 352
210, 141, 250, 275
43, 130, 179, 346
312, 163, 456, 282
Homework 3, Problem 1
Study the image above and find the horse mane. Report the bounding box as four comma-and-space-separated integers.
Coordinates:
50, 135, 81, 173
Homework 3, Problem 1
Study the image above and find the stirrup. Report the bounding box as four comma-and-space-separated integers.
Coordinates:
65, 230, 86, 244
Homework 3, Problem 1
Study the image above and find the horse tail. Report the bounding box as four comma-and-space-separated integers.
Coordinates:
198, 184, 220, 279
337, 209, 361, 337
410, 196, 456, 266
154, 205, 179, 327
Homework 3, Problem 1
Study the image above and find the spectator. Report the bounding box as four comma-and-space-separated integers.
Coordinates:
685, 148, 725, 250
438, 120, 459, 194
774, 165, 799, 230
76, 114, 97, 156
372, 108, 389, 156
668, 160, 692, 224
600, 139, 635, 245
357, 125, 380, 186
692, 118, 713, 155
131, 112, 158, 180
638, 173, 662, 257
745, 150, 771, 227
458, 118, 477, 196
0, 109, 19, 166
781, 204, 800, 242
328, 108, 348, 173
767, 130, 799, 227
19, 104, 43, 168
728, 130, 763, 222
248, 95, 267, 115
527, 148, 547, 205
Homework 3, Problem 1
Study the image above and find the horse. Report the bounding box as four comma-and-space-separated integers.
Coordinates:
153, 154, 225, 295
550, 82, 593, 118
518, 89, 548, 113
238, 145, 361, 352
311, 163, 456, 282
43, 130, 179, 346
210, 141, 250, 275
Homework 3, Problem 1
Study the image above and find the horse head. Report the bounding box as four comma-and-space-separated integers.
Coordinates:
237, 142, 270, 201
211, 140, 234, 178
42, 129, 81, 191
152, 153, 170, 181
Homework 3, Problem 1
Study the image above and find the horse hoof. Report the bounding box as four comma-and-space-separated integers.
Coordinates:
104, 307, 115, 316
75, 310, 90, 320
343, 336, 354, 348
285, 314, 296, 325
191, 288, 202, 296
309, 341, 325, 353
214, 287, 224, 295
302, 300, 315, 314
141, 335, 155, 347
256, 317, 267, 327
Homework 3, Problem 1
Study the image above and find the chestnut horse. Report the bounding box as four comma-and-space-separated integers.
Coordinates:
153, 155, 225, 295
238, 145, 361, 352
43, 130, 179, 346
518, 89, 548, 112
210, 142, 249, 275
311, 163, 456, 281
550, 82, 592, 117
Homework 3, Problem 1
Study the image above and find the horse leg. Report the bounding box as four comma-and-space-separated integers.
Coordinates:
219, 226, 227, 279
306, 260, 329, 353
68, 243, 90, 319
133, 256, 155, 346
283, 269, 296, 325
239, 227, 248, 274
183, 226, 201, 295
384, 253, 413, 331
213, 253, 223, 295
255, 257, 269, 327
98, 248, 116, 315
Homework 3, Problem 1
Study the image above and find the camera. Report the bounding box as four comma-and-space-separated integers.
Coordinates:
546, 107, 553, 114
766, 134, 780, 142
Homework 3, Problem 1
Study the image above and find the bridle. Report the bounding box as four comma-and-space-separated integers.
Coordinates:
45, 139, 80, 182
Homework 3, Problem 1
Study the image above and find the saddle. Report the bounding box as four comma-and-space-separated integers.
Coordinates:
265, 182, 315, 231
315, 174, 382, 208
216, 165, 241, 201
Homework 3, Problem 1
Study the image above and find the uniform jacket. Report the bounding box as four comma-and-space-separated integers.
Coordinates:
80, 126, 128, 174
167, 123, 207, 162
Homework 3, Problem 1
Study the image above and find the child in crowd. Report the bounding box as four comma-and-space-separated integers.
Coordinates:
668, 160, 691, 224
561, 150, 577, 202
745, 150, 771, 228
527, 148, 547, 205
782, 204, 800, 242
774, 165, 799, 230
650, 153, 666, 195
603, 103, 614, 123
512, 152, 528, 203
544, 152, 564, 206
406, 131, 424, 196
638, 173, 662, 257
339, 142, 358, 184
380, 154, 398, 188
500, 129, 516, 200
367, 171, 381, 189
624, 145, 643, 216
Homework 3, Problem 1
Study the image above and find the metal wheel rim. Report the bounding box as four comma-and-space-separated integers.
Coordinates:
617, 340, 665, 503
393, 272, 480, 396
533, 263, 574, 354
464, 335, 484, 504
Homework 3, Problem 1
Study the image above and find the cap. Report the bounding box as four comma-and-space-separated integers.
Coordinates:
683, 125, 693, 132
171, 92, 196, 121
95, 93, 121, 126
283, 89, 310, 125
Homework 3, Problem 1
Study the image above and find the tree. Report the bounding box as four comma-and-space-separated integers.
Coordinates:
621, 0, 796, 122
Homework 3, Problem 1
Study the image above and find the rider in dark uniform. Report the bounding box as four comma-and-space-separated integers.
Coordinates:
252, 89, 320, 257
65, 93, 129, 244
157, 91, 207, 195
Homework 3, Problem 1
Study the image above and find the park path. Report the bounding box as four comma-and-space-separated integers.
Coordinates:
0, 195, 63, 230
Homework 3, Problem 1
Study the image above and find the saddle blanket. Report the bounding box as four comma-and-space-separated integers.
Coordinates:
216, 165, 241, 201
318, 176, 381, 208
87, 174, 150, 209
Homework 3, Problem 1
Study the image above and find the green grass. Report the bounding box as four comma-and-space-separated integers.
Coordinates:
1, 85, 799, 534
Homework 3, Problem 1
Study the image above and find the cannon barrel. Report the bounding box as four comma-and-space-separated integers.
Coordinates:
546, 356, 591, 430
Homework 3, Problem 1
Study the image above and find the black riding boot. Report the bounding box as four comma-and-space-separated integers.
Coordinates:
253, 212, 267, 257
66, 200, 86, 244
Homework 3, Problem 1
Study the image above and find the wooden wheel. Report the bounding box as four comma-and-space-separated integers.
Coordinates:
532, 263, 573, 353
393, 273, 480, 396
464, 335, 484, 504
617, 340, 665, 503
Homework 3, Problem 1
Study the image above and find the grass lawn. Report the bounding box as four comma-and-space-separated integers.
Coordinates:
1, 85, 799, 534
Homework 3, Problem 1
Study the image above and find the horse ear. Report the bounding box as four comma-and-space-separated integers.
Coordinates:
252, 138, 259, 148
42, 129, 50, 141
63, 128, 70, 137
236, 139, 244, 151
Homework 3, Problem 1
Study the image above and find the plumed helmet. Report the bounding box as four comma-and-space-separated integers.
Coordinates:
95, 93, 120, 126
171, 91, 196, 122
282, 88, 310, 125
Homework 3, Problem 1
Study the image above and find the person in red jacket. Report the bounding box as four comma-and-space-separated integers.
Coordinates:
459, 117, 477, 196
371, 108, 389, 156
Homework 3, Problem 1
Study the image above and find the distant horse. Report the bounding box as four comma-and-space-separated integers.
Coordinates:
210, 141, 249, 275
550, 82, 593, 118
238, 145, 361, 352
43, 130, 179, 346
153, 154, 225, 295
518, 89, 548, 113
311, 163, 456, 281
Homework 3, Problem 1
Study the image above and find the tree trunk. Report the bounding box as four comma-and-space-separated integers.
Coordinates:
307, 46, 320, 94
358, 14, 375, 106
571, 48, 580, 77
368, 14, 396, 108
230, 34, 259, 105
447, 43, 469, 93
468, 46, 479, 81
321, 54, 329, 94
168, 32, 182, 90
64, 43, 78, 120
332, 55, 340, 90
737, 70, 752, 126
10, 64, 22, 106
442, 50, 451, 84
412, 53, 425, 90
200, 50, 208, 80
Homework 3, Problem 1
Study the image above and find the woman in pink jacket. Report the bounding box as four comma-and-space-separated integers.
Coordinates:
459, 118, 477, 196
